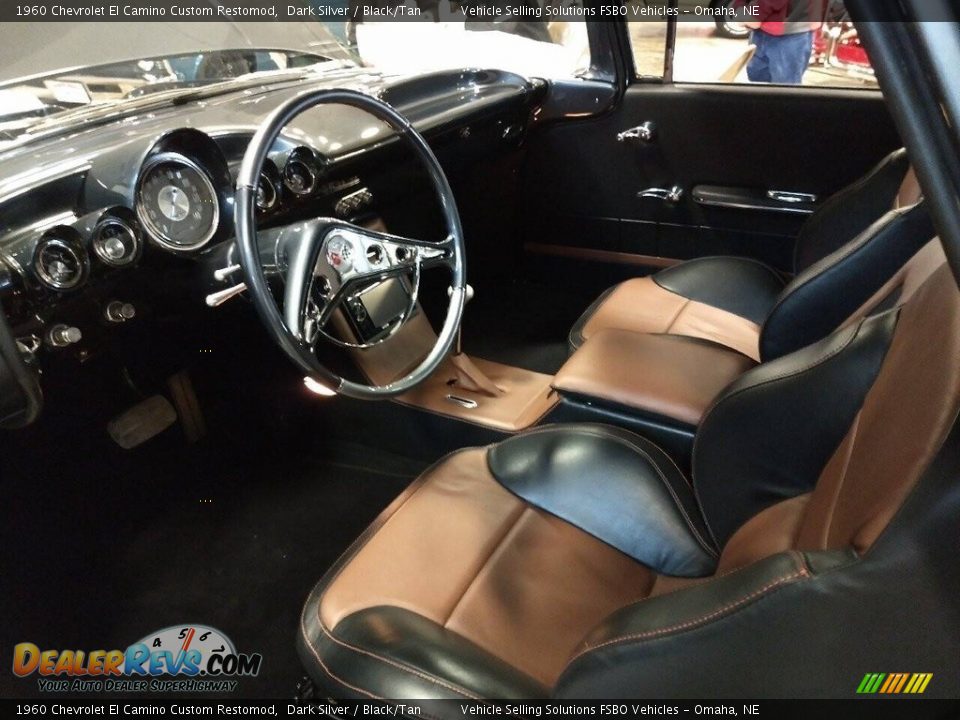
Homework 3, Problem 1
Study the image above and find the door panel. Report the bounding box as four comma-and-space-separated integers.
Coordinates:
520, 82, 901, 281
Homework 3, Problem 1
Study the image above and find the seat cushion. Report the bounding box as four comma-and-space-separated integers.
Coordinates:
569, 257, 784, 361
298, 426, 718, 698
299, 446, 657, 696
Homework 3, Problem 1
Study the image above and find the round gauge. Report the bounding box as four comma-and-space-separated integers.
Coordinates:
256, 171, 279, 212
283, 158, 316, 196
33, 234, 88, 291
136, 153, 220, 252
92, 217, 141, 267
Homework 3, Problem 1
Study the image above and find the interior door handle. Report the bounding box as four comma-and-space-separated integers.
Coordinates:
767, 189, 818, 204
617, 121, 656, 143
638, 186, 684, 203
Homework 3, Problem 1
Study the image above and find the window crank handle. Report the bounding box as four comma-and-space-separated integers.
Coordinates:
638, 185, 685, 203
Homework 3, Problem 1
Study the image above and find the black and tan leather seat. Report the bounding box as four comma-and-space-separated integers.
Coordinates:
298, 238, 960, 699
568, 148, 928, 363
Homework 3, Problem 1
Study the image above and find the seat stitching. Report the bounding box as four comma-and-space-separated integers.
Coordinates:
692, 317, 863, 467
792, 150, 906, 270
568, 567, 809, 663
493, 424, 716, 557
619, 441, 718, 558
317, 621, 483, 701
298, 627, 450, 720
300, 448, 495, 703
763, 209, 906, 339
614, 549, 806, 611
299, 613, 383, 701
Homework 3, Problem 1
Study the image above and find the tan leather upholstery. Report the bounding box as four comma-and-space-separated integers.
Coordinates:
797, 262, 960, 552
553, 329, 756, 425
571, 159, 921, 370
318, 448, 654, 686
716, 258, 960, 571
304, 242, 960, 700
894, 167, 922, 209
716, 494, 811, 573
577, 276, 763, 362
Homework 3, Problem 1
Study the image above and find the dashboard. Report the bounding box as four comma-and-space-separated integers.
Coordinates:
0, 67, 536, 398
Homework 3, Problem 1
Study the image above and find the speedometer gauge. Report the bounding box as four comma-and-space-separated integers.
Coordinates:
136, 153, 219, 252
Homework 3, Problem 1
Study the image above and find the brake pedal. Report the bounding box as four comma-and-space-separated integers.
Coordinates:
107, 396, 177, 449
167, 371, 207, 444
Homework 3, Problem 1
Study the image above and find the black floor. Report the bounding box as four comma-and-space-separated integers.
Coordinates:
459, 279, 591, 374
1, 377, 426, 699
2, 276, 594, 700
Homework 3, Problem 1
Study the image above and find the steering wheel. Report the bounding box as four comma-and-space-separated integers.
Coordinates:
234, 89, 467, 399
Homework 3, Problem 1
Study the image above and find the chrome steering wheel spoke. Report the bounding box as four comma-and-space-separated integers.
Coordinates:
234, 88, 466, 400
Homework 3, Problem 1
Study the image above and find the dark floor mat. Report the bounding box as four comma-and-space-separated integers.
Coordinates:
2, 434, 422, 699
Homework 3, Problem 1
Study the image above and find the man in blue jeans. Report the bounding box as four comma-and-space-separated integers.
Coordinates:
742, 0, 825, 84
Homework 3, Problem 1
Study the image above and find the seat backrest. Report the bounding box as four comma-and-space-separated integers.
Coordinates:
793, 148, 917, 272
694, 239, 947, 546
759, 199, 933, 361
719, 245, 959, 565
557, 242, 960, 699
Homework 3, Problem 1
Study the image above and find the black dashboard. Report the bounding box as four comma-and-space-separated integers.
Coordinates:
0, 66, 538, 425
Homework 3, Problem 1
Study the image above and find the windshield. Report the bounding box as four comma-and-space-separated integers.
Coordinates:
0, 18, 589, 137
0, 21, 358, 131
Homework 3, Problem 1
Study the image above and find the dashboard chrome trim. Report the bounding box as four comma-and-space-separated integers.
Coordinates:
135, 151, 221, 253
33, 235, 88, 291
92, 216, 141, 268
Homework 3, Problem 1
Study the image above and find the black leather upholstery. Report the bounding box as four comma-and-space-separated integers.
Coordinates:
555, 548, 859, 698
760, 201, 932, 361
694, 310, 899, 546
488, 424, 717, 576
793, 148, 912, 271
557, 425, 960, 700
300, 605, 547, 700
653, 256, 785, 325
567, 149, 918, 365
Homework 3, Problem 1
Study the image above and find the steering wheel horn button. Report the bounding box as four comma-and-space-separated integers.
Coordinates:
325, 234, 354, 274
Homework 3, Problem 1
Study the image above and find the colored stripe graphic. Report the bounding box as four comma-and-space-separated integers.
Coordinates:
857, 672, 932, 694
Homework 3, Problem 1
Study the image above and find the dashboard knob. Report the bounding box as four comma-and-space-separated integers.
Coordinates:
105, 301, 136, 323
47, 324, 82, 348
101, 236, 127, 261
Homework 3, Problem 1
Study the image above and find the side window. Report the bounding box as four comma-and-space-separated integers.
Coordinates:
628, 22, 670, 78
630, 1, 879, 90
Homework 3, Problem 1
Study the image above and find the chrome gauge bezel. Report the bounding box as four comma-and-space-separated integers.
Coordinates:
136, 152, 220, 253
282, 158, 317, 197
33, 235, 89, 291
257, 170, 280, 212
92, 216, 141, 267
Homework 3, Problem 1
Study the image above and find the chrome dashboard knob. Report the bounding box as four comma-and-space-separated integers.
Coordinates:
47, 324, 82, 348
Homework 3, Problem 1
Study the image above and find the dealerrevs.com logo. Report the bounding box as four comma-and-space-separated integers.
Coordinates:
12, 624, 263, 693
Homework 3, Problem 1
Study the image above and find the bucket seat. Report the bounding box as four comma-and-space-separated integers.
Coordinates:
568, 149, 928, 362
298, 238, 960, 700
